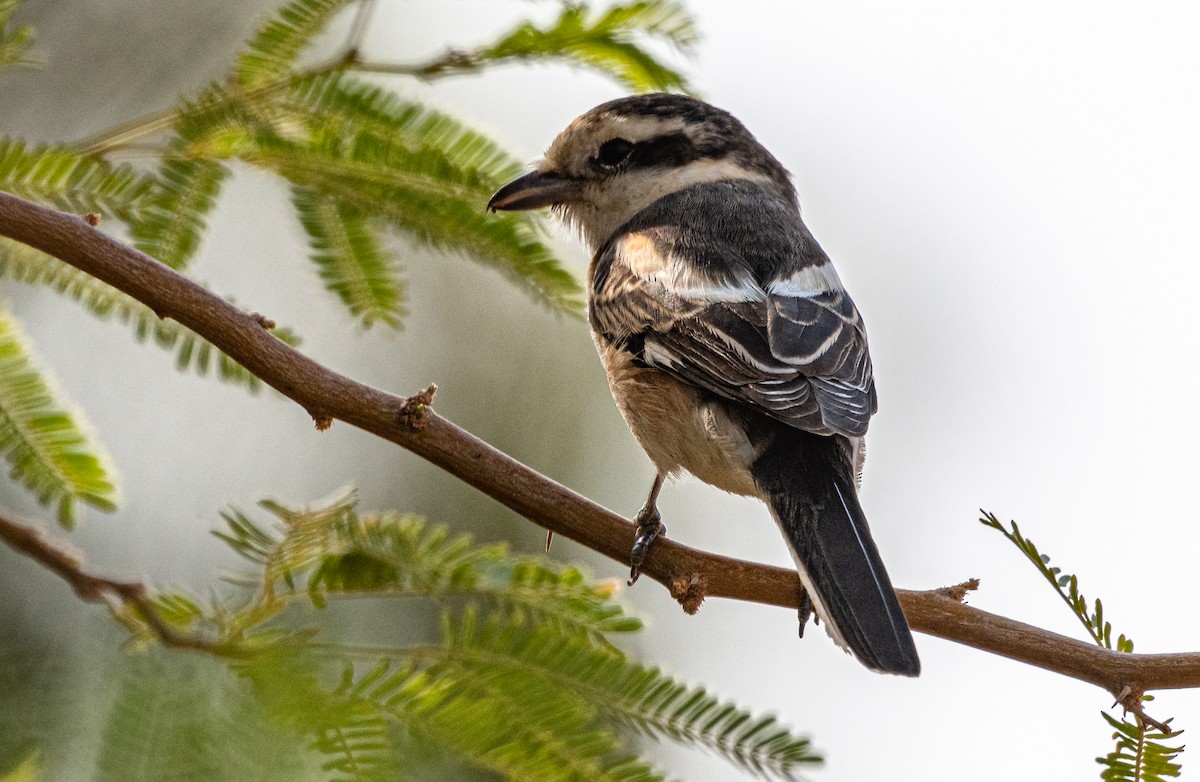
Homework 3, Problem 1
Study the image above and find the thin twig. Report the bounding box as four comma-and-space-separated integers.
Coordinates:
73, 49, 481, 155
0, 510, 224, 654
4, 190, 1200, 697
1116, 685, 1176, 735
344, 0, 379, 57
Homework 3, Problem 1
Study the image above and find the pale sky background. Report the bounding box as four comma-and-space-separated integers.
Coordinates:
4, 2, 1200, 780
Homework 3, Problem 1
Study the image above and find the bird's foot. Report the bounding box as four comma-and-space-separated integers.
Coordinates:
628, 506, 666, 586
797, 590, 815, 638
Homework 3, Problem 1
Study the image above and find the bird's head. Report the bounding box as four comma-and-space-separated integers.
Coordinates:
488, 93, 796, 249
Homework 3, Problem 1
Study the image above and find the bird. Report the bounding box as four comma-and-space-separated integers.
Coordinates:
487, 93, 919, 676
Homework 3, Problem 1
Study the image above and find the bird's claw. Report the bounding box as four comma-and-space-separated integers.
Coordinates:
797, 590, 814, 638
628, 507, 665, 586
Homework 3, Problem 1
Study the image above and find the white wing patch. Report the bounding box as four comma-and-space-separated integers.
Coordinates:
767, 264, 844, 298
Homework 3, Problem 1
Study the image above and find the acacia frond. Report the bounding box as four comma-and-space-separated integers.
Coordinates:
336, 645, 669, 782
235, 0, 358, 89
94, 655, 322, 782
172, 84, 281, 156
291, 185, 406, 329
129, 155, 229, 271
980, 512, 1185, 780
0, 239, 301, 392
0, 138, 150, 222
979, 512, 1133, 652
0, 0, 34, 67
215, 490, 640, 644
255, 132, 582, 316
288, 73, 525, 186
471, 0, 698, 93
437, 612, 819, 780
0, 307, 118, 526
211, 493, 816, 781
1097, 711, 1184, 782
167, 77, 583, 318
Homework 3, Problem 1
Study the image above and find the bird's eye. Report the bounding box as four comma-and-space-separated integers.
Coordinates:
596, 138, 634, 169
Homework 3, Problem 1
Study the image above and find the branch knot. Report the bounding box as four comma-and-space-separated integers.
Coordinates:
670, 572, 707, 615
398, 384, 437, 430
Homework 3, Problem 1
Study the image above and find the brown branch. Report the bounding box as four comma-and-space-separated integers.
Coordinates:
0, 510, 223, 654
2, 191, 1200, 701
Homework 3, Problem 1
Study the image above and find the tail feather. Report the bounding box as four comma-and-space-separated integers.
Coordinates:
752, 425, 920, 676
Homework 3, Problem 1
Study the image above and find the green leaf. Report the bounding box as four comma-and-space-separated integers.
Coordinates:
167, 490, 821, 780
0, 138, 151, 222
214, 491, 639, 645
336, 641, 670, 782
979, 511, 1118, 649
291, 185, 406, 329
0, 306, 118, 526
435, 614, 820, 780
0, 239, 301, 392
0, 0, 34, 67
1097, 711, 1184, 782
472, 0, 698, 93
129, 155, 229, 271
94, 654, 322, 782
981, 512, 1185, 779
287, 72, 525, 190
255, 132, 582, 317
172, 83, 281, 155
235, 0, 357, 88
171, 76, 583, 318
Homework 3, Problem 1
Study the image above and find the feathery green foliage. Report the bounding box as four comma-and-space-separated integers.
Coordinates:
473, 1, 697, 92
980, 512, 1185, 781
128, 155, 229, 271
0, 139, 150, 222
979, 512, 1132, 652
291, 186, 405, 329
235, 0, 356, 89
0, 240, 300, 392
0, 308, 117, 526
120, 490, 822, 781
288, 73, 525, 185
0, 0, 34, 67
1098, 711, 1184, 782
255, 127, 583, 317
93, 654, 322, 782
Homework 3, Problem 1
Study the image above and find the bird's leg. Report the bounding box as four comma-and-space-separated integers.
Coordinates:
628, 473, 667, 585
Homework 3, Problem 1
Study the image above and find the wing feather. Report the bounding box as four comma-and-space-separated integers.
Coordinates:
588, 181, 877, 438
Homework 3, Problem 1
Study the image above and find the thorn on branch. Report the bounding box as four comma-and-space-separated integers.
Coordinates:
82, 212, 101, 226
936, 578, 981, 603
670, 572, 707, 615
1116, 684, 1176, 735
398, 383, 438, 430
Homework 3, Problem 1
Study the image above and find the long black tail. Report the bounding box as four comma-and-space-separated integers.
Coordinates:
751, 424, 920, 676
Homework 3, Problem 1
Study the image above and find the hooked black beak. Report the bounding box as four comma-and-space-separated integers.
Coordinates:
487, 170, 581, 212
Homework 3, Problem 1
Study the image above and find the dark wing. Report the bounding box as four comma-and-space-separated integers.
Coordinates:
589, 183, 877, 438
